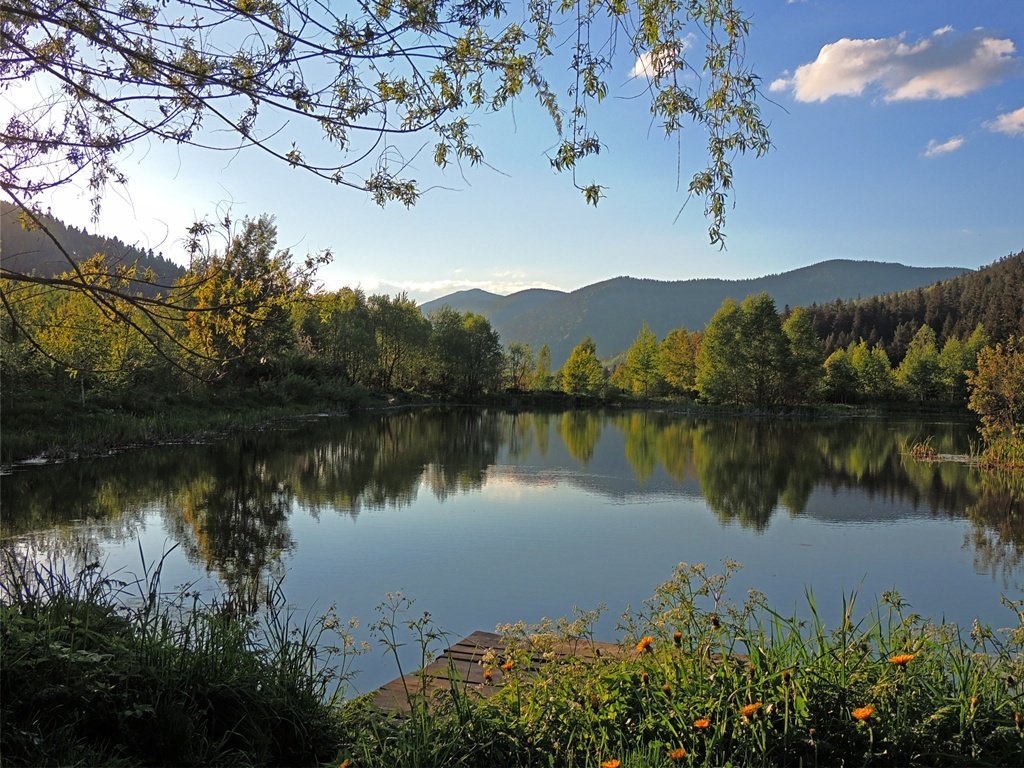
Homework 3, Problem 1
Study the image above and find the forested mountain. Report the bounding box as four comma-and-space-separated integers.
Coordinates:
804, 251, 1024, 363
421, 260, 971, 364
0, 201, 185, 293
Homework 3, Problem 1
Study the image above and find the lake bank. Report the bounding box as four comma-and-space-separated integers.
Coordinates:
1, 385, 977, 466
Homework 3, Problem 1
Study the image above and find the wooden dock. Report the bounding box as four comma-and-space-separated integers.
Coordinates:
372, 630, 621, 713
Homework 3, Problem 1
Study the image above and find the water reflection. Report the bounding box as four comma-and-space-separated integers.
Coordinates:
2, 409, 1020, 610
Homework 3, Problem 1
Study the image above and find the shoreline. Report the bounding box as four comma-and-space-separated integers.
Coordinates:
1, 388, 977, 468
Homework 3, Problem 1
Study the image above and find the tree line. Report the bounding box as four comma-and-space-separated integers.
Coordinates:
3, 217, 1021, 460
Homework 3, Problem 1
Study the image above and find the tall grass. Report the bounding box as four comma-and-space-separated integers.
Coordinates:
337, 562, 1024, 767
4, 555, 1023, 766
0, 547, 352, 767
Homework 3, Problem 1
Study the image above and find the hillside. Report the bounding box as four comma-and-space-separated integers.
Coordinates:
422, 260, 971, 364
804, 250, 1024, 362
0, 201, 185, 293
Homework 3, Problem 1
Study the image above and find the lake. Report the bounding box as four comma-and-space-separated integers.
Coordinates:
2, 408, 1021, 694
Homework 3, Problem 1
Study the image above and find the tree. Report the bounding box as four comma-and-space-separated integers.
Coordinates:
623, 323, 663, 397
179, 215, 309, 381
850, 341, 895, 401
561, 337, 604, 396
695, 298, 743, 403
368, 293, 429, 389
823, 348, 857, 403
783, 306, 823, 403
301, 287, 375, 384
896, 325, 943, 403
659, 328, 698, 395
505, 342, 535, 391
940, 323, 989, 404
967, 338, 1024, 444
696, 293, 789, 405
533, 344, 554, 391
2, 0, 771, 372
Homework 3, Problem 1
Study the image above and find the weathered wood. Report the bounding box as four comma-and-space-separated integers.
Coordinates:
371, 630, 620, 714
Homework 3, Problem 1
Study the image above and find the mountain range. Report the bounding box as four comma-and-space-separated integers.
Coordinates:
420, 261, 971, 364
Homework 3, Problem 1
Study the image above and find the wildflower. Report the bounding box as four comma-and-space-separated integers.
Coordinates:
673, 630, 682, 647
693, 718, 711, 729
483, 668, 493, 683
661, 682, 672, 696
970, 695, 978, 712
636, 636, 654, 654
339, 761, 351, 768
888, 653, 915, 667
668, 747, 687, 760
710, 614, 721, 629
600, 760, 621, 768
782, 669, 792, 684
851, 705, 874, 722
641, 672, 649, 686
739, 702, 763, 718
501, 659, 514, 671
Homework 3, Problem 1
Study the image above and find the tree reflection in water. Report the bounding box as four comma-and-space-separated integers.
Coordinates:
3, 409, 1020, 609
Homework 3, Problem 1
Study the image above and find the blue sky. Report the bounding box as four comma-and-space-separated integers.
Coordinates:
7, 0, 1023, 303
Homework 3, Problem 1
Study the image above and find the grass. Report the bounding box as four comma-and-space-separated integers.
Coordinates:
0, 548, 352, 767
2, 558, 1023, 767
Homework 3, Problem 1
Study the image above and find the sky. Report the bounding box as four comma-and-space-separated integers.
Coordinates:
4, 0, 1023, 303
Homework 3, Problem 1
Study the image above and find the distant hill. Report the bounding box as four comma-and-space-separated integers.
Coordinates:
0, 201, 185, 294
804, 250, 1024, 362
421, 260, 971, 364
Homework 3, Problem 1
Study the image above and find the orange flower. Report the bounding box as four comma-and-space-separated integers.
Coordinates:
693, 718, 711, 729
673, 630, 683, 647
636, 636, 654, 654
600, 760, 621, 768
661, 682, 672, 696
501, 659, 514, 671
339, 761, 351, 768
483, 668, 493, 683
739, 702, 763, 718
888, 653, 915, 667
851, 705, 874, 722
641, 672, 649, 686
667, 747, 687, 760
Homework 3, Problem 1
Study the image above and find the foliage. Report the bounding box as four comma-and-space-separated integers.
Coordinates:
623, 323, 664, 397
696, 293, 789, 405
0, 550, 353, 767
561, 337, 605, 396
659, 328, 700, 395
783, 307, 823, 403
967, 338, 1024, 469
823, 348, 857, 403
533, 344, 555, 391
1, 0, 772, 377
332, 562, 1024, 768
896, 325, 944, 403
505, 342, 535, 391
806, 251, 1024, 363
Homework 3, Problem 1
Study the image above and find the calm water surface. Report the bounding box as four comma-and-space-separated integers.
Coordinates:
3, 409, 1022, 693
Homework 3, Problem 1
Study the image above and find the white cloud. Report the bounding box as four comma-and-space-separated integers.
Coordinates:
630, 37, 693, 80
923, 136, 965, 157
770, 27, 1019, 102
986, 106, 1024, 136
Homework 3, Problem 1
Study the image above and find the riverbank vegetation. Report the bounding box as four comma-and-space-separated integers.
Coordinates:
3, 220, 1021, 465
2, 557, 1022, 767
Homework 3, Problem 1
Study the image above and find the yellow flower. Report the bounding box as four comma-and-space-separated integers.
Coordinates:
739, 702, 763, 718
851, 705, 874, 722
636, 636, 654, 654
693, 718, 711, 729
601, 760, 621, 768
888, 653, 915, 667
668, 747, 687, 760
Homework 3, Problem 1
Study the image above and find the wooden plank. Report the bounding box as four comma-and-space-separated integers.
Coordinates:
371, 630, 621, 714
